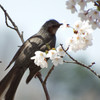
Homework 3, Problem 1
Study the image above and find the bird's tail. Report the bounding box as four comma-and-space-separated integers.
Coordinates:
0, 65, 26, 100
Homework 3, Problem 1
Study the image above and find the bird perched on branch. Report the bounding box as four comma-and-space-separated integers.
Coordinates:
0, 19, 62, 100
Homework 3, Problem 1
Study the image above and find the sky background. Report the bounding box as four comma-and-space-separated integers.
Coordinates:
0, 0, 100, 100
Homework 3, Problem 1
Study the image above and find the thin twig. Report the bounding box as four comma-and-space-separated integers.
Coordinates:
63, 60, 76, 64
0, 4, 24, 43
5, 15, 15, 29
43, 65, 55, 85
36, 72, 50, 100
60, 44, 100, 78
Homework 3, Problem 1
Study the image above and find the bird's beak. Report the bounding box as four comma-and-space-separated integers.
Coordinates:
59, 23, 63, 25
57, 23, 63, 27
59, 23, 63, 26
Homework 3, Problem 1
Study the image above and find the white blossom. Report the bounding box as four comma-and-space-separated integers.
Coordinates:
46, 50, 57, 59
46, 48, 65, 66
52, 56, 63, 66
74, 20, 93, 34
78, 11, 88, 21
31, 48, 65, 68
89, 9, 100, 20
56, 46, 66, 57
78, 0, 87, 10
66, 20, 93, 52
31, 51, 48, 68
66, 0, 100, 29
66, 0, 77, 13
89, 20, 99, 29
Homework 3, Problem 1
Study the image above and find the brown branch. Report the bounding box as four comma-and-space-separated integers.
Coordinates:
0, 4, 50, 100
0, 4, 24, 43
43, 65, 55, 85
36, 72, 50, 100
60, 44, 100, 78
63, 60, 76, 64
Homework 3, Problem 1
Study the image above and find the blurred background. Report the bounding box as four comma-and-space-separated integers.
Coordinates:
0, 0, 100, 100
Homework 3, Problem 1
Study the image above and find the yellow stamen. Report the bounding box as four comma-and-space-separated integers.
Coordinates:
40, 53, 43, 56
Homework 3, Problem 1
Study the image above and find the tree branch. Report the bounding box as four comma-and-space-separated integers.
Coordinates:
0, 4, 24, 43
36, 72, 50, 100
60, 44, 100, 78
43, 65, 55, 85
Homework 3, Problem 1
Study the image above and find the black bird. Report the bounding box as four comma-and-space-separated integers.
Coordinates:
0, 19, 62, 100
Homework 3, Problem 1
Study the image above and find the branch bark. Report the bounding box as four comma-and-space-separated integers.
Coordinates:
36, 72, 50, 100
60, 44, 100, 78
43, 65, 55, 85
0, 4, 24, 43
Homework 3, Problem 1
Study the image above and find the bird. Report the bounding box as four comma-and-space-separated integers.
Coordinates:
0, 19, 62, 100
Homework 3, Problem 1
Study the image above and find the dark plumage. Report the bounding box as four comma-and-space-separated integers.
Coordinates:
0, 19, 62, 100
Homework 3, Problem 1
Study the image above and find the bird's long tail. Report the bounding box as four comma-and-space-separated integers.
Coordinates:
0, 65, 26, 100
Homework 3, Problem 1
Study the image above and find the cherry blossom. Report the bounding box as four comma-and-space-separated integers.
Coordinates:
66, 20, 93, 52
31, 51, 48, 68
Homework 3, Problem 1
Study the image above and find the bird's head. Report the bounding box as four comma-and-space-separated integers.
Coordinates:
42, 19, 62, 35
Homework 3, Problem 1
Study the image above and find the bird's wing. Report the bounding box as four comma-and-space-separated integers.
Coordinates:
26, 62, 41, 84
5, 43, 26, 70
40, 37, 56, 51
5, 34, 44, 70
26, 38, 56, 83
